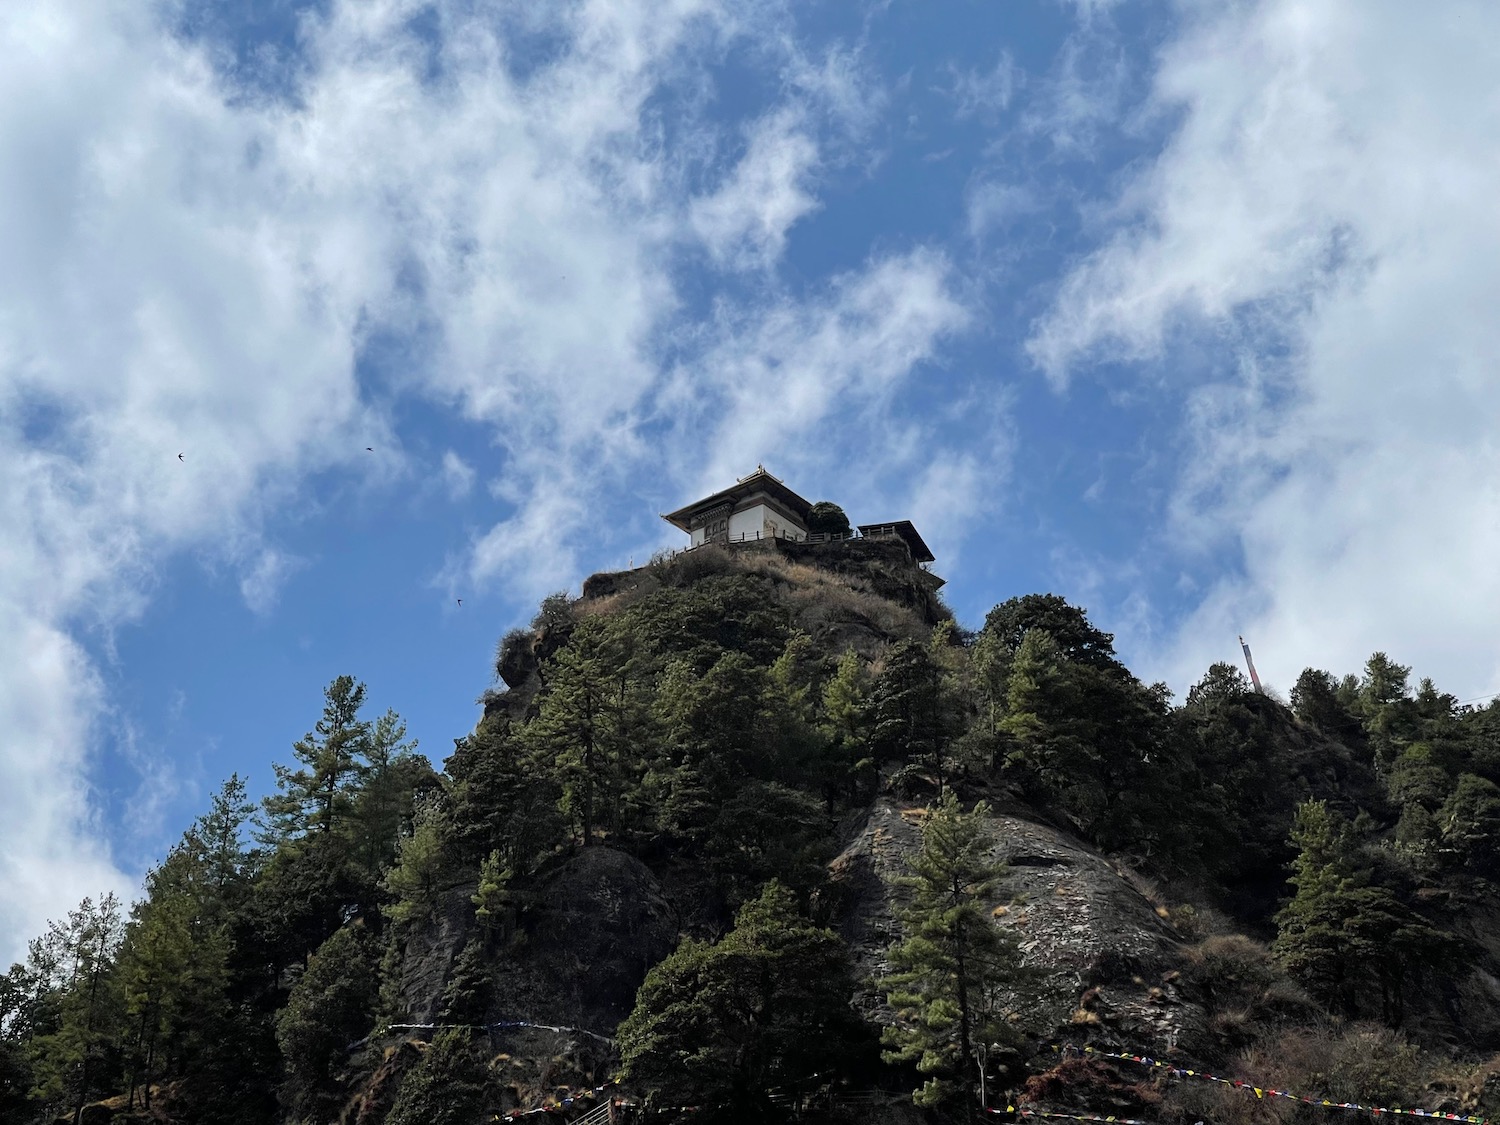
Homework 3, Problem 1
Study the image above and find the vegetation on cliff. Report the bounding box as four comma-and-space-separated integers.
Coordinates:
3, 543, 1500, 1123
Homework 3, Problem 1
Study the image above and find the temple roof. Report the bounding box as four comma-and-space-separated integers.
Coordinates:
661, 466, 813, 532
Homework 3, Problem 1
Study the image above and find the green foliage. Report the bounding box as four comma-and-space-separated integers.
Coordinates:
353, 710, 436, 879
1273, 801, 1459, 1022
526, 619, 647, 846
275, 923, 379, 1120
17, 558, 1500, 1122
261, 675, 373, 846
883, 794, 1022, 1110
532, 590, 575, 633
383, 798, 448, 926
252, 833, 371, 969
445, 718, 565, 871
24, 894, 125, 1121
806, 501, 852, 537
869, 639, 949, 793
705, 781, 831, 907
1436, 773, 1500, 871
982, 593, 1125, 674
618, 881, 863, 1116
386, 1028, 490, 1125
1292, 667, 1367, 744
439, 938, 493, 1026
997, 625, 1166, 847
1166, 663, 1295, 893
472, 850, 520, 945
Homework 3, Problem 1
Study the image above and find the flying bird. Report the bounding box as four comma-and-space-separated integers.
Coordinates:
456, 598, 463, 607
177, 453, 184, 462
366, 447, 373, 452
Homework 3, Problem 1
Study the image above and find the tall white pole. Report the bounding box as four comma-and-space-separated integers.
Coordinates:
1239, 635, 1264, 693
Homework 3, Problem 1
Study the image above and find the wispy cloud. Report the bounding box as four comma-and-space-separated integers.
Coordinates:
441, 450, 476, 500
1031, 0, 1500, 698
690, 107, 822, 269
239, 547, 303, 616
945, 50, 1018, 122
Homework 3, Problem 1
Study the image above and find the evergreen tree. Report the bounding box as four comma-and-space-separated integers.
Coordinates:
262, 675, 373, 845
438, 938, 493, 1026
820, 648, 873, 803
1274, 800, 1458, 1022
999, 629, 1081, 800
982, 593, 1125, 675
1359, 653, 1416, 769
528, 621, 636, 846
1436, 773, 1500, 871
116, 839, 235, 1112
385, 1028, 490, 1125
618, 881, 862, 1119
445, 717, 565, 872
383, 797, 448, 927
882, 794, 1022, 1110
805, 501, 852, 537
26, 894, 125, 1125
275, 923, 379, 1121
869, 639, 949, 794
353, 709, 435, 879
1292, 667, 1367, 745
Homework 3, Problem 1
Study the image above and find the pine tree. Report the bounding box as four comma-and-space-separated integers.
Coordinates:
528, 622, 622, 846
26, 894, 125, 1125
262, 675, 373, 846
386, 1028, 490, 1125
1273, 800, 1457, 1022
353, 709, 435, 879
820, 648, 873, 804
869, 639, 949, 794
882, 794, 1021, 1110
618, 881, 861, 1116
275, 923, 379, 1121
999, 629, 1088, 805
445, 717, 565, 871
1436, 773, 1500, 871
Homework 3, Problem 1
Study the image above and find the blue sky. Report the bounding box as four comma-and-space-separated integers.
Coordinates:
6, 0, 1500, 960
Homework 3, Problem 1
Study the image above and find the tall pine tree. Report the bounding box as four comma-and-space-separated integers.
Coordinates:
883, 794, 1021, 1110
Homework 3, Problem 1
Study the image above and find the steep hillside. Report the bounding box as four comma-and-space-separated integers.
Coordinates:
8, 538, 1500, 1125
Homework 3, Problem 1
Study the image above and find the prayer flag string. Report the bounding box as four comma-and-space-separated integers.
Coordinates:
1045, 1045, 1490, 1125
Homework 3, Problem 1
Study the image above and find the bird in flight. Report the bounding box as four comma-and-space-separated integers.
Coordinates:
456, 598, 463, 607
177, 453, 184, 462
366, 447, 373, 452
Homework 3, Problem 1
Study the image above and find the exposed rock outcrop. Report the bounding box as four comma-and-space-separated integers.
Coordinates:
830, 797, 1195, 1055
398, 846, 678, 1036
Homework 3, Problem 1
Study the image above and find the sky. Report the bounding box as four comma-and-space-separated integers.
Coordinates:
4, 0, 1500, 962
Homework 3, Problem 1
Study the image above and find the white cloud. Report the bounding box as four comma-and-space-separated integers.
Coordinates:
687, 247, 970, 489
441, 449, 476, 500
1032, 0, 1500, 697
1020, 25, 1130, 158
239, 547, 302, 616
966, 180, 1040, 241
947, 50, 1018, 121
690, 107, 821, 268
0, 0, 984, 959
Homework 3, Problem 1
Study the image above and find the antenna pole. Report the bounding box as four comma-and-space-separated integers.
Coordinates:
1239, 635, 1264, 694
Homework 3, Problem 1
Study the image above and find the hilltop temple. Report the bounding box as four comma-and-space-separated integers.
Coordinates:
661, 466, 940, 583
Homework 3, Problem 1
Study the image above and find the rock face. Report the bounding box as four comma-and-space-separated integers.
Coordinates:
830, 797, 1195, 1054
399, 846, 678, 1036
494, 846, 680, 1031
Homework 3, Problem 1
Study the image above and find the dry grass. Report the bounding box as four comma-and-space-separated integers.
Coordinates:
574, 544, 935, 667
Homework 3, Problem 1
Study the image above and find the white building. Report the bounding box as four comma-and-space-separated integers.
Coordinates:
662, 466, 812, 546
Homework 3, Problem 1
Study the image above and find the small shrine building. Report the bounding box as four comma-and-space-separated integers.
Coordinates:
661, 467, 938, 572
